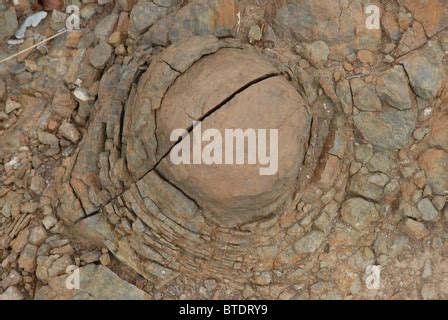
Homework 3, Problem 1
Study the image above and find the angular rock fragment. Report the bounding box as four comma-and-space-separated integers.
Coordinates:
403, 54, 444, 101
401, 218, 429, 239
417, 198, 439, 222
293, 230, 325, 254
341, 198, 380, 230
90, 41, 113, 70
0, 286, 24, 300
354, 108, 416, 150
352, 79, 382, 112
0, 6, 18, 42
376, 66, 413, 111
129, 0, 168, 35
35, 264, 149, 300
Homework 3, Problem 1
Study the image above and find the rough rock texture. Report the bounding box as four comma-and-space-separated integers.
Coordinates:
354, 108, 416, 150
155, 48, 310, 221
265, 0, 382, 56
0, 6, 18, 42
0, 0, 447, 301
34, 264, 149, 300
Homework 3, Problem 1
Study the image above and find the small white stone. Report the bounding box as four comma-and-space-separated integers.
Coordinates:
73, 87, 92, 102
42, 215, 58, 230
5, 99, 22, 114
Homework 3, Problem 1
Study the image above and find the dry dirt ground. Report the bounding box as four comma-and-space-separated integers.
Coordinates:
0, 0, 447, 300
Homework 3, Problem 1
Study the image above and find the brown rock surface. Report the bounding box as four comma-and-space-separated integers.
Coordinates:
1, 0, 447, 301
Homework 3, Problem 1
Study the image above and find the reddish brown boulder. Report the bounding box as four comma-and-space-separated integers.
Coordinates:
153, 47, 311, 224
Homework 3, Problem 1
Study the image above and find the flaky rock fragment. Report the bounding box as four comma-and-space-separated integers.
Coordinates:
341, 198, 379, 231
353, 108, 416, 150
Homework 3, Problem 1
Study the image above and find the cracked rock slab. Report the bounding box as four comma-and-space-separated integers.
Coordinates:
34, 264, 149, 300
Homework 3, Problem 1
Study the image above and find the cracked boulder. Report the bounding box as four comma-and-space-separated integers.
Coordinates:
155, 51, 311, 223
56, 36, 335, 286
121, 37, 312, 225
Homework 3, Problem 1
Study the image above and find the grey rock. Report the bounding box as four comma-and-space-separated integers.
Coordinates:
0, 286, 24, 300
401, 218, 429, 239
0, 269, 22, 289
403, 55, 443, 101
47, 255, 73, 278
389, 235, 410, 257
0, 6, 18, 42
59, 122, 81, 144
204, 279, 217, 291
341, 198, 379, 230
413, 127, 430, 141
417, 198, 439, 221
336, 80, 353, 115
267, 0, 381, 55
432, 196, 446, 211
248, 25, 262, 44
80, 250, 102, 263
376, 66, 412, 110
130, 0, 167, 35
18, 243, 38, 272
141, 17, 171, 46
153, 0, 180, 6
422, 259, 432, 279
1, 202, 12, 218
5, 99, 21, 114
168, 0, 237, 42
348, 172, 388, 201
90, 41, 113, 70
0, 79, 5, 100
30, 174, 45, 195
293, 230, 325, 253
49, 10, 67, 31
38, 131, 59, 146
42, 215, 58, 230
348, 247, 375, 271
94, 13, 119, 40
421, 283, 438, 300
328, 116, 348, 158
354, 109, 416, 150
251, 272, 272, 285
399, 202, 421, 219
34, 264, 149, 300
80, 5, 97, 21
367, 150, 397, 174
28, 226, 47, 246
355, 144, 373, 163
301, 41, 329, 67
352, 79, 382, 111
